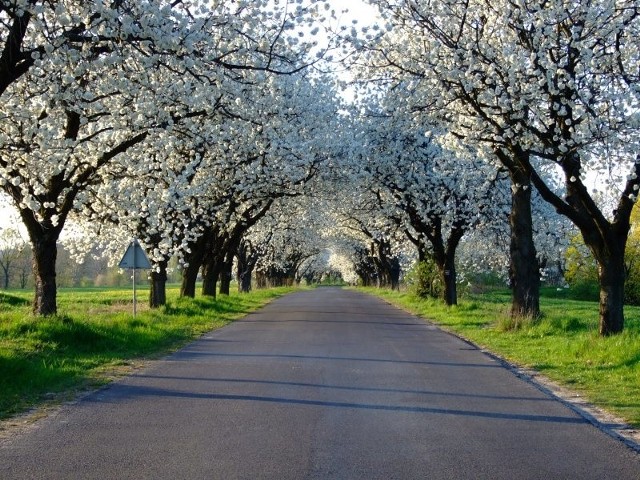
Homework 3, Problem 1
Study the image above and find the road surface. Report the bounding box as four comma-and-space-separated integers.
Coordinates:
1, 287, 639, 479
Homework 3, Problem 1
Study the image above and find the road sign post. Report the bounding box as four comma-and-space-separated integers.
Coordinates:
118, 239, 152, 317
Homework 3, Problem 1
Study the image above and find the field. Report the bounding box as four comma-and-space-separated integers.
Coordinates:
361, 287, 640, 429
0, 286, 295, 421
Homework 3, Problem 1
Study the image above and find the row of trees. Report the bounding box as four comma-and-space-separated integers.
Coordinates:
1, 1, 639, 337
0, 0, 344, 312
342, 0, 640, 335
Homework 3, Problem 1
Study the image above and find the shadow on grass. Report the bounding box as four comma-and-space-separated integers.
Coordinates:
0, 292, 31, 307
0, 315, 191, 420
0, 288, 292, 420
0, 353, 85, 418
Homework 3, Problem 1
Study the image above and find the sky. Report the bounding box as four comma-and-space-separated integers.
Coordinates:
329, 0, 379, 23
0, 196, 17, 230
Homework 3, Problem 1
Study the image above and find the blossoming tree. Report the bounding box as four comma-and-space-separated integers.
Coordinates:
362, 0, 640, 334
0, 0, 334, 314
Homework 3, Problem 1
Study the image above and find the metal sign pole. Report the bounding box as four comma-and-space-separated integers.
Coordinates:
132, 241, 137, 317
118, 238, 151, 318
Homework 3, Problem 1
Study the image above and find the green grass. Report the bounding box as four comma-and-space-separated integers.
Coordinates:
4, 285, 639, 431
0, 286, 294, 420
360, 287, 640, 429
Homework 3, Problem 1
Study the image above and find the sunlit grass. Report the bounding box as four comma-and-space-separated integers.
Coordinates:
360, 287, 640, 428
0, 286, 294, 420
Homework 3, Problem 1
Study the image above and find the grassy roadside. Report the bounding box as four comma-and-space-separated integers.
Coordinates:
359, 287, 640, 429
0, 286, 295, 421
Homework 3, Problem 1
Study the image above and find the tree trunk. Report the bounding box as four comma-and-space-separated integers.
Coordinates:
256, 271, 267, 289
509, 174, 540, 318
236, 252, 254, 293
238, 268, 253, 293
443, 225, 465, 306
597, 257, 625, 335
390, 258, 401, 291
2, 264, 9, 289
20, 266, 29, 289
32, 235, 58, 315
180, 263, 199, 298
219, 258, 233, 296
237, 251, 254, 293
584, 232, 627, 335
441, 256, 458, 307
149, 261, 168, 308
201, 255, 220, 298
179, 233, 209, 298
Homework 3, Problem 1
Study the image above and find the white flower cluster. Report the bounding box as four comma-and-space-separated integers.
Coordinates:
0, 0, 341, 274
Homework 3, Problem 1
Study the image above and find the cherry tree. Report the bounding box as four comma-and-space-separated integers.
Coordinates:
323, 174, 412, 289
297, 250, 333, 285
174, 71, 341, 298
326, 246, 360, 285
0, 1, 215, 314
351, 84, 509, 304
0, 0, 336, 314
361, 0, 640, 334
457, 185, 573, 288
250, 195, 332, 288
346, 10, 543, 317
75, 68, 340, 302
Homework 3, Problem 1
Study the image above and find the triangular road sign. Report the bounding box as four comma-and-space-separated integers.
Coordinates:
118, 239, 152, 269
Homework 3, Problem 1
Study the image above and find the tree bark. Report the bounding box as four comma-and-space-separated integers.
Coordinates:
31, 235, 58, 315
238, 268, 253, 293
201, 257, 220, 298
509, 172, 540, 318
180, 262, 199, 298
597, 257, 625, 335
256, 271, 267, 289
180, 231, 210, 298
149, 260, 168, 308
219, 258, 233, 296
1, 264, 9, 289
389, 258, 401, 291
236, 248, 255, 293
441, 255, 458, 307
582, 228, 627, 335
219, 235, 242, 296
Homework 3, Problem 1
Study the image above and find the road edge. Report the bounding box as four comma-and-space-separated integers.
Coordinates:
372, 295, 640, 455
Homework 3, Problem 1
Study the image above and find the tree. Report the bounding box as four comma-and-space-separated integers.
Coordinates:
565, 206, 640, 305
456, 183, 573, 290
363, 0, 640, 334
0, 226, 27, 289
251, 197, 330, 288
0, 2, 207, 313
352, 86, 507, 304
172, 71, 340, 298
624, 207, 640, 305
325, 178, 411, 290
0, 1, 336, 314
236, 236, 271, 293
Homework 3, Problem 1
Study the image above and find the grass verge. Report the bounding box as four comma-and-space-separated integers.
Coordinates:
0, 286, 294, 421
359, 287, 640, 429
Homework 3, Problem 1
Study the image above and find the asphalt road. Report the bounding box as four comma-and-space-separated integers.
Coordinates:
1, 288, 639, 479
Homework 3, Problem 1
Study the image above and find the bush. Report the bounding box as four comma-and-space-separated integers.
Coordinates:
405, 259, 442, 299
564, 231, 640, 305
567, 280, 600, 302
625, 271, 640, 305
